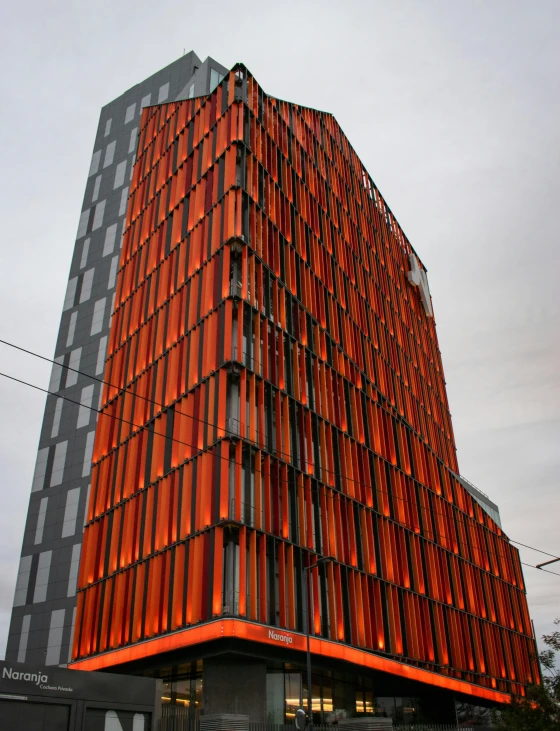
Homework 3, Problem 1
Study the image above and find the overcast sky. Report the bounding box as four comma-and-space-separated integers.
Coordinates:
0, 0, 558, 662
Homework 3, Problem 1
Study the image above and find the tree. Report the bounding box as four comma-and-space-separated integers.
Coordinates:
456, 700, 493, 726
493, 618, 560, 730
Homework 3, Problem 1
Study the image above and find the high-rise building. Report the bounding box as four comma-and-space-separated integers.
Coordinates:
5, 51, 228, 669
8, 58, 539, 725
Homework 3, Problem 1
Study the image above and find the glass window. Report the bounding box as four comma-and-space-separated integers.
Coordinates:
103, 140, 116, 168
88, 150, 101, 178
50, 440, 68, 487
285, 672, 302, 721
62, 276, 78, 312
129, 127, 138, 154
114, 160, 127, 189
125, 103, 136, 124
400, 697, 416, 722
355, 688, 374, 715
174, 679, 190, 706
92, 174, 102, 202
67, 607, 77, 664
194, 677, 203, 709
62, 488, 81, 538
66, 347, 82, 388
79, 267, 95, 304
158, 666, 203, 710
33, 550, 53, 602
103, 222, 118, 256
210, 69, 224, 92
45, 608, 65, 665
96, 336, 108, 376
48, 356, 64, 394
108, 255, 119, 290
82, 430, 95, 477
77, 384, 95, 428
90, 297, 107, 336
80, 238, 90, 269
322, 683, 333, 715
161, 679, 172, 704
13, 556, 33, 607
67, 543, 82, 597
376, 697, 396, 720
51, 398, 63, 439
210, 69, 220, 92
119, 186, 129, 216
92, 199, 106, 230
31, 446, 50, 492
17, 615, 31, 662
266, 672, 284, 723
77, 208, 90, 239
34, 496, 48, 544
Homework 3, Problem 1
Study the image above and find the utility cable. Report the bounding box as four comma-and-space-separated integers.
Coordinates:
1, 337, 557, 564
0, 337, 457, 509
1, 368, 558, 583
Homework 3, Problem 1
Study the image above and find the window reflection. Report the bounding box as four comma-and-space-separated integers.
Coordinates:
264, 666, 427, 724
151, 661, 450, 725
355, 689, 374, 714
285, 672, 302, 720
266, 672, 284, 723
154, 662, 203, 710
374, 697, 395, 719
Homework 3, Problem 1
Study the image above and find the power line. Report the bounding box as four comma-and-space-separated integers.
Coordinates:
509, 541, 560, 561
1, 337, 557, 562
0, 337, 459, 514
1, 368, 558, 583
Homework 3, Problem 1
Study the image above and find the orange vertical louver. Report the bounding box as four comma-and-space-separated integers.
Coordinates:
70, 64, 538, 704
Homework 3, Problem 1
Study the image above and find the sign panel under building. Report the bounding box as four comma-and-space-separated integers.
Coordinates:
0, 660, 159, 731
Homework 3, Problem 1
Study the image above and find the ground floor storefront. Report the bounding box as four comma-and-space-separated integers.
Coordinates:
133, 644, 498, 727
69, 623, 507, 727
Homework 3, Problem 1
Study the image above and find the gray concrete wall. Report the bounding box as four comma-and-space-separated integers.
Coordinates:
203, 658, 268, 722
5, 51, 227, 668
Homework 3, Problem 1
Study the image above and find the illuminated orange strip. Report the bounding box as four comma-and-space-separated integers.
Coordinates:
69, 619, 510, 704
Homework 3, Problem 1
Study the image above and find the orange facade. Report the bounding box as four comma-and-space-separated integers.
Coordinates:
71, 66, 539, 700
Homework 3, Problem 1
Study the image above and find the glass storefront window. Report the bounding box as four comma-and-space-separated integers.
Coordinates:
355, 689, 374, 715
456, 701, 494, 726
285, 672, 302, 720
266, 672, 285, 724
161, 679, 173, 705
374, 696, 395, 720
312, 682, 321, 720
154, 663, 203, 709
401, 697, 416, 722
158, 661, 451, 724
392, 696, 416, 723
174, 679, 190, 706
322, 684, 333, 714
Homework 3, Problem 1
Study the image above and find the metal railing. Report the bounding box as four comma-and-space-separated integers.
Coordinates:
160, 705, 201, 731
159, 712, 475, 731
393, 726, 474, 731
250, 725, 334, 731
249, 726, 472, 731
453, 472, 490, 501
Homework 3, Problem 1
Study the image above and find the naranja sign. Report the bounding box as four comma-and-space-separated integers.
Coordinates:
268, 629, 294, 646
2, 665, 73, 693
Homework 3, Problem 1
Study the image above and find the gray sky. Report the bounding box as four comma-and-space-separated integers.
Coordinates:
0, 0, 558, 660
